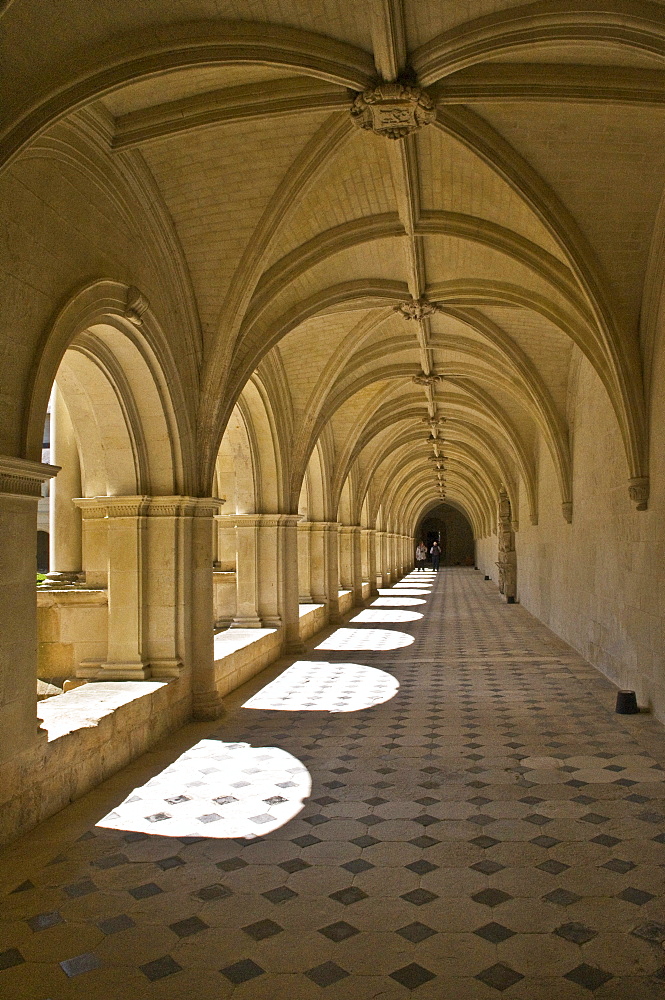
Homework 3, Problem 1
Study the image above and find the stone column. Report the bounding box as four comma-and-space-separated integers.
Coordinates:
227, 514, 262, 628
364, 528, 378, 596
75, 497, 151, 679
339, 525, 354, 592
256, 515, 282, 628
280, 514, 304, 653
189, 498, 225, 719
309, 521, 330, 605
325, 522, 342, 623
351, 526, 363, 605
0, 457, 58, 764
47, 385, 82, 583
379, 531, 390, 585
297, 521, 313, 602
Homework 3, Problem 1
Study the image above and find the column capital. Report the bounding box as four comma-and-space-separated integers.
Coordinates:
75, 495, 225, 518
339, 523, 361, 534
0, 455, 59, 499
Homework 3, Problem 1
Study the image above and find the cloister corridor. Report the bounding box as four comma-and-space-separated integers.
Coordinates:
2, 568, 665, 999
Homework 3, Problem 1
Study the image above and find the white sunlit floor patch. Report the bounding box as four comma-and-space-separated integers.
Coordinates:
371, 596, 426, 607
96, 739, 311, 839
242, 660, 399, 712
315, 627, 415, 651
378, 588, 430, 597
349, 608, 423, 624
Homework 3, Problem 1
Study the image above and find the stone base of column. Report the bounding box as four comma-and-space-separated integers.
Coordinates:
44, 571, 84, 586
230, 616, 263, 628
150, 659, 183, 679
215, 616, 234, 630
299, 593, 314, 603
94, 661, 152, 680
192, 690, 225, 720
285, 639, 305, 654
261, 616, 282, 628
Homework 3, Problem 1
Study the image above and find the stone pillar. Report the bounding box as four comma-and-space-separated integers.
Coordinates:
339, 525, 354, 591
280, 514, 304, 653
47, 385, 82, 582
255, 515, 282, 628
0, 457, 58, 764
298, 521, 313, 602
364, 528, 378, 596
189, 499, 225, 719
226, 514, 262, 628
309, 521, 329, 604
379, 531, 390, 585
351, 526, 363, 605
326, 522, 342, 623
75, 497, 151, 679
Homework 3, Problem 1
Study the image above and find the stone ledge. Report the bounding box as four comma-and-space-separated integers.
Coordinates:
1, 677, 189, 846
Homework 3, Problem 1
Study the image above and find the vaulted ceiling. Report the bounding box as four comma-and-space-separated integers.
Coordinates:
3, 0, 664, 530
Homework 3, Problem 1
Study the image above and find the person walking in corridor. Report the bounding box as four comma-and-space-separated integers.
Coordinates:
415, 540, 428, 571
430, 540, 441, 572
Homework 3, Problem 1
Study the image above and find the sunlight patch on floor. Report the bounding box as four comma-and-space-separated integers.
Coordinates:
96, 739, 311, 839
349, 609, 423, 624
242, 660, 399, 712
315, 628, 415, 651
371, 596, 426, 607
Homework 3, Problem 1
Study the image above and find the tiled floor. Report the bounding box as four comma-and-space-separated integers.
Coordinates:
2, 568, 665, 998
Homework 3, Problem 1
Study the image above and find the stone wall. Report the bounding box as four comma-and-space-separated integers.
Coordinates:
514, 352, 665, 719
0, 677, 191, 845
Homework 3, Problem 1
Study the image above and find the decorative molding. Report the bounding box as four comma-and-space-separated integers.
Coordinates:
124, 286, 150, 326
217, 512, 303, 528
628, 476, 649, 511
561, 501, 573, 523
74, 495, 225, 518
0, 456, 59, 499
395, 296, 440, 320
350, 82, 435, 140
422, 415, 446, 427
412, 371, 445, 386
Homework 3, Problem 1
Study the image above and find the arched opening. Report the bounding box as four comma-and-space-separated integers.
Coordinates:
418, 503, 475, 567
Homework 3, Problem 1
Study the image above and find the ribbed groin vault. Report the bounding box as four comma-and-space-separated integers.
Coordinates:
2, 0, 665, 949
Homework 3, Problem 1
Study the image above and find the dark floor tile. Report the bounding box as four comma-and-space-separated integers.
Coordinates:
564, 964, 613, 991
318, 921, 359, 942
128, 882, 163, 900
602, 858, 636, 874
474, 922, 516, 943
543, 888, 582, 906
90, 853, 129, 870
242, 919, 284, 941
60, 952, 102, 977
27, 911, 64, 932
0, 948, 25, 971
619, 887, 655, 905
475, 963, 524, 992
156, 855, 185, 871
471, 860, 505, 875
63, 879, 98, 898
342, 859, 374, 874
472, 889, 513, 908
537, 860, 570, 875
196, 883, 233, 901
169, 916, 208, 938
555, 922, 598, 944
631, 922, 665, 943
97, 913, 135, 935
396, 922, 437, 943
329, 887, 368, 905
401, 888, 438, 906
470, 835, 500, 849
351, 835, 379, 848
409, 836, 440, 849
291, 835, 321, 848
220, 958, 265, 984
279, 858, 311, 874
405, 859, 439, 875
390, 963, 436, 990
263, 886, 298, 904
530, 836, 561, 849
305, 961, 349, 987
